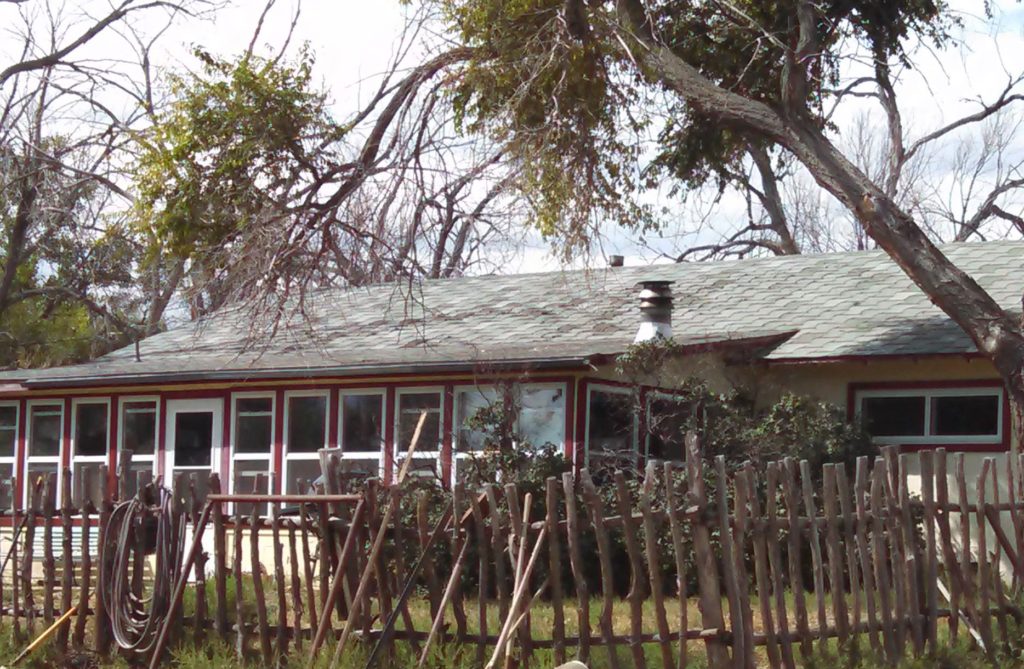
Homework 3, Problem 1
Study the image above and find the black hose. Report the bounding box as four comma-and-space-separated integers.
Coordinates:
98, 487, 186, 654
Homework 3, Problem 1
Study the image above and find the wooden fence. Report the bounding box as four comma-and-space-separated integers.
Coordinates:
1, 440, 1023, 669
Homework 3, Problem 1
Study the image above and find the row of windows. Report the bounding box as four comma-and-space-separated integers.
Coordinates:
0, 383, 569, 505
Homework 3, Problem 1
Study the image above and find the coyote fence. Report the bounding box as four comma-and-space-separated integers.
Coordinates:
0, 442, 1022, 669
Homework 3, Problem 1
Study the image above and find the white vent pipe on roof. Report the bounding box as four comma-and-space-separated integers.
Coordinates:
634, 280, 674, 343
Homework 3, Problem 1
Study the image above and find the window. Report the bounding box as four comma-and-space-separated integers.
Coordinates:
72, 400, 109, 507
517, 384, 566, 450
395, 390, 443, 480
26, 402, 62, 504
119, 398, 158, 499
455, 386, 502, 453
647, 394, 691, 461
231, 394, 274, 514
586, 386, 637, 467
0, 403, 18, 502
284, 393, 327, 494
856, 386, 1003, 445
339, 391, 385, 481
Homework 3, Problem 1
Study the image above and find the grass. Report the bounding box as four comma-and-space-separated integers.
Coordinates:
0, 583, 1020, 668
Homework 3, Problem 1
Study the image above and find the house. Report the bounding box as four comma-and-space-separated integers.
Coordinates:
0, 240, 1020, 508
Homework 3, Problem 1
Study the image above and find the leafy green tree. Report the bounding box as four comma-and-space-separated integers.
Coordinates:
415, 0, 1024, 455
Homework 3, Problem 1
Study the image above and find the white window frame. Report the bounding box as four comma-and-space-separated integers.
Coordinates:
71, 398, 111, 505
229, 391, 276, 509
25, 399, 65, 506
644, 390, 691, 460
394, 387, 444, 479
855, 386, 1004, 445
163, 397, 225, 485
283, 390, 329, 494
584, 383, 639, 462
0, 400, 19, 500
338, 388, 387, 479
117, 395, 160, 477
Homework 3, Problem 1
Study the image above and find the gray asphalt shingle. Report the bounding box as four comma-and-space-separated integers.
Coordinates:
4, 241, 1022, 385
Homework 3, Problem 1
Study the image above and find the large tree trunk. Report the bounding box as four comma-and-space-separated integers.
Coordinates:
615, 2, 1024, 459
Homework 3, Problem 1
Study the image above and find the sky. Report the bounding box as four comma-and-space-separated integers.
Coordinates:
4, 0, 1023, 273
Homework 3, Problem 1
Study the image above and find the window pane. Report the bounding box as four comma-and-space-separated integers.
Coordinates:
342, 394, 384, 453
588, 390, 635, 455
237, 397, 272, 414
26, 462, 58, 490
285, 459, 322, 495
519, 386, 565, 450
174, 412, 213, 467
287, 396, 326, 453
30, 406, 62, 457
398, 392, 441, 451
75, 403, 108, 457
236, 413, 272, 453
0, 463, 12, 509
456, 388, 499, 452
861, 396, 926, 437
931, 394, 1000, 436
0, 406, 15, 458
234, 459, 270, 516
648, 397, 690, 461
123, 404, 156, 456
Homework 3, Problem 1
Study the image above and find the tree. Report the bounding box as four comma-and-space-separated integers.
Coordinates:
135, 8, 528, 336
405, 0, 1024, 453
0, 0, 219, 365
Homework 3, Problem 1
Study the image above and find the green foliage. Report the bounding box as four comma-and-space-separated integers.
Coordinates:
430, 0, 964, 246
133, 46, 340, 256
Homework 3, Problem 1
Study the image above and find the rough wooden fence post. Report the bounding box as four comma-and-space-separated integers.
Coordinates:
562, 471, 591, 663
57, 469, 73, 652
73, 469, 91, 650
580, 469, 622, 669
210, 473, 228, 640
640, 462, 674, 669
614, 470, 647, 669
781, 458, 811, 659
685, 434, 729, 668
765, 463, 795, 669
918, 451, 939, 653
42, 473, 56, 625
545, 477, 566, 665
743, 465, 779, 669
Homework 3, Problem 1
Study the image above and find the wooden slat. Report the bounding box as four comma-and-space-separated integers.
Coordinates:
663, 462, 689, 669
562, 471, 591, 663
272, 503, 289, 660
41, 473, 55, 625
580, 469, 622, 669
988, 460, 1010, 649
853, 457, 880, 655
288, 518, 304, 651
731, 463, 755, 669
640, 463, 674, 669
190, 474, 208, 643
211, 473, 229, 640
956, 454, 979, 644
57, 469, 73, 652
251, 489, 272, 663
233, 490, 247, 660
765, 463, 795, 669
798, 460, 827, 652
975, 458, 995, 653
545, 476, 566, 666
471, 487, 491, 665
422, 490, 444, 618
450, 483, 468, 645
879, 454, 906, 659
822, 465, 849, 644
298, 503, 318, 637
897, 453, 924, 655
749, 465, 778, 667
870, 461, 897, 663
685, 434, 728, 668
781, 458, 811, 659
615, 470, 647, 669
933, 449, 961, 639
918, 451, 939, 652
836, 463, 861, 644
72, 471, 91, 649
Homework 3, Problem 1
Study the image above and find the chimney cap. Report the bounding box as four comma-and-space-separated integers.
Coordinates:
608, 254, 624, 267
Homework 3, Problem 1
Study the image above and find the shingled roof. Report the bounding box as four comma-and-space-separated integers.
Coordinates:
4, 241, 1022, 386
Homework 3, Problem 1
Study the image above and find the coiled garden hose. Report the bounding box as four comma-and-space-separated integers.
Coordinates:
98, 488, 187, 654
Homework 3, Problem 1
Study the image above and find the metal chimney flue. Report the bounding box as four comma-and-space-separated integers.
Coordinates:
634, 280, 674, 343
609, 254, 625, 268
